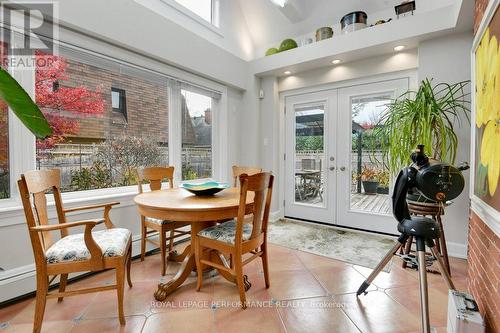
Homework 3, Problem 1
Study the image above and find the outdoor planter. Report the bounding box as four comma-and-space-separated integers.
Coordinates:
377, 186, 389, 194
362, 181, 379, 195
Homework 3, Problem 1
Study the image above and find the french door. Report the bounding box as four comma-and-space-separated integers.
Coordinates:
284, 91, 337, 223
284, 78, 409, 234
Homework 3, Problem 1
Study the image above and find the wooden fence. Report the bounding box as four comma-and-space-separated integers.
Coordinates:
37, 144, 212, 191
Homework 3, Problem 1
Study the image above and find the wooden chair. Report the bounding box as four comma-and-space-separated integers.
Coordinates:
17, 169, 132, 333
194, 172, 274, 309
137, 167, 190, 276
232, 165, 262, 187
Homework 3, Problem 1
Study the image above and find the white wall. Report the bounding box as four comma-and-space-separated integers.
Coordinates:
259, 77, 281, 212
135, 0, 254, 60
417, 31, 473, 257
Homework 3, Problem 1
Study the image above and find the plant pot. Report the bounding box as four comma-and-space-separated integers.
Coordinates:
377, 186, 389, 194
362, 181, 379, 195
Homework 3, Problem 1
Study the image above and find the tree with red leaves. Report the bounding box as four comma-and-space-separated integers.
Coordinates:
35, 52, 105, 149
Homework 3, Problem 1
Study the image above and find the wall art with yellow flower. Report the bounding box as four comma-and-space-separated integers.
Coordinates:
474, 2, 500, 212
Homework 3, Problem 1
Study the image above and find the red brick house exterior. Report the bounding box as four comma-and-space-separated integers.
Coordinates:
55, 58, 170, 144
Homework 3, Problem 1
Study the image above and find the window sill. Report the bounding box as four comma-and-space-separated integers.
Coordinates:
0, 185, 140, 222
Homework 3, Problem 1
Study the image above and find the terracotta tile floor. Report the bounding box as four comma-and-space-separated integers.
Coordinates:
0, 243, 468, 333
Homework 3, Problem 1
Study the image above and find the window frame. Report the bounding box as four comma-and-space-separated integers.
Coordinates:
111, 87, 128, 121
159, 0, 221, 33
0, 30, 229, 213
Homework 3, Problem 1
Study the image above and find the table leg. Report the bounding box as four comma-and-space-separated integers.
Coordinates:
154, 245, 195, 301
154, 221, 215, 301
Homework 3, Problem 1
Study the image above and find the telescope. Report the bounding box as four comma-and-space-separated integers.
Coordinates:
356, 145, 468, 333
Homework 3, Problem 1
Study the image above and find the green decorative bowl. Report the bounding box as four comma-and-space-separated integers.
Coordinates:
180, 181, 230, 196
279, 38, 298, 52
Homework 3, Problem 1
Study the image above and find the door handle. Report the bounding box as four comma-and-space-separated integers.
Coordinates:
329, 166, 335, 171
340, 166, 346, 171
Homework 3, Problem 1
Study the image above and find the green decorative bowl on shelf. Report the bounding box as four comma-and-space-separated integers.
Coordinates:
278, 39, 298, 52
180, 181, 230, 196
265, 47, 279, 56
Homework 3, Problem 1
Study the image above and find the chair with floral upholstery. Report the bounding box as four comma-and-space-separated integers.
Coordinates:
194, 172, 274, 308
17, 169, 132, 333
137, 167, 190, 275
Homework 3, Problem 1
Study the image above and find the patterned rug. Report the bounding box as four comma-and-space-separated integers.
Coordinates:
268, 219, 397, 271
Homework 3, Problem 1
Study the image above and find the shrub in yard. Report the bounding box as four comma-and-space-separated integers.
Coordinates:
70, 161, 111, 191
95, 136, 163, 186
0, 171, 8, 199
182, 162, 198, 180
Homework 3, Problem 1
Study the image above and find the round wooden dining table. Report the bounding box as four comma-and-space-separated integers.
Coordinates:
134, 187, 255, 301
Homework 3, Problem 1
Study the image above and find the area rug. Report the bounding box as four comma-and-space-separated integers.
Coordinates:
268, 219, 397, 271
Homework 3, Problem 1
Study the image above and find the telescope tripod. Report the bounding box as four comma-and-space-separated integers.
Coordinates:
356, 217, 455, 333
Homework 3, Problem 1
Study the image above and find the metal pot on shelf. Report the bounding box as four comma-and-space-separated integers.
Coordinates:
315, 27, 333, 41
341, 11, 367, 34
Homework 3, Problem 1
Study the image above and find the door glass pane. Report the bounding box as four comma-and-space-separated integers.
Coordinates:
294, 104, 325, 206
350, 94, 392, 215
181, 89, 212, 180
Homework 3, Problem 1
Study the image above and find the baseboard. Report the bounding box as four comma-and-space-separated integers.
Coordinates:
445, 241, 468, 259
269, 210, 282, 223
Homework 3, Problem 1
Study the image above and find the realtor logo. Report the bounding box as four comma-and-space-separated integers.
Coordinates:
0, 1, 59, 69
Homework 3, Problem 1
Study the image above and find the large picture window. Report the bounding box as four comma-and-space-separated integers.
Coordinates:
35, 50, 169, 192
0, 30, 225, 204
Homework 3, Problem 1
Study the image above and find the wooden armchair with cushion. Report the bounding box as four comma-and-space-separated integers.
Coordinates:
194, 172, 274, 309
17, 169, 132, 333
137, 167, 190, 276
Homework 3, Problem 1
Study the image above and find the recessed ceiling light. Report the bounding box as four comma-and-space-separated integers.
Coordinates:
332, 59, 341, 65
394, 45, 405, 52
284, 71, 291, 75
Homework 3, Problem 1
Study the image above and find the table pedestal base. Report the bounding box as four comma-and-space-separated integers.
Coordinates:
154, 221, 251, 301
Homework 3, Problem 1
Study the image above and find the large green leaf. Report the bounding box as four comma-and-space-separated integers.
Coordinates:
0, 67, 52, 139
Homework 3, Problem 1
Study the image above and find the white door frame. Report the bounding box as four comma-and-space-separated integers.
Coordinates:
278, 71, 417, 232
284, 90, 337, 223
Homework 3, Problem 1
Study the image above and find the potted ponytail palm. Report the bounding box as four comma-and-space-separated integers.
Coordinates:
374, 79, 470, 176
0, 67, 52, 138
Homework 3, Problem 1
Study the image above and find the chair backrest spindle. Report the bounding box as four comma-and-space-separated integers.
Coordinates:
137, 167, 175, 193
236, 173, 274, 241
